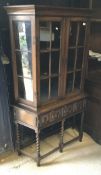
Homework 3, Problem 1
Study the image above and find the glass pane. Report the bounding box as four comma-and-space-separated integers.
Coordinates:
67, 49, 75, 71
40, 53, 49, 77
76, 48, 84, 69
51, 22, 61, 48
18, 77, 33, 101
16, 51, 32, 78
74, 71, 81, 89
40, 22, 50, 50
14, 21, 31, 51
51, 51, 59, 74
66, 73, 73, 93
40, 79, 49, 102
51, 77, 58, 98
78, 22, 86, 46
69, 22, 78, 47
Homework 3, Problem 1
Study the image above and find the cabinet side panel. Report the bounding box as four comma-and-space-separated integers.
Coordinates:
32, 16, 38, 107
9, 16, 18, 100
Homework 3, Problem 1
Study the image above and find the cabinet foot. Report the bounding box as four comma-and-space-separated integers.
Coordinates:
17, 151, 22, 156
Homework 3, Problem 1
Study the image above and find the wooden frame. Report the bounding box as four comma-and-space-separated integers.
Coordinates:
37, 17, 64, 105
9, 15, 37, 107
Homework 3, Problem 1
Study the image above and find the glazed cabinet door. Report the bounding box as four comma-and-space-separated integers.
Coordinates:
37, 18, 65, 104
9, 16, 37, 107
65, 19, 88, 96
37, 17, 89, 105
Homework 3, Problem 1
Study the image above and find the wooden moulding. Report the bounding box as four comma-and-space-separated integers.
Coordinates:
4, 5, 92, 17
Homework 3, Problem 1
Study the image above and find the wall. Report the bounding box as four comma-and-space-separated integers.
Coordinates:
0, 6, 13, 154
0, 0, 90, 8
0, 47, 13, 154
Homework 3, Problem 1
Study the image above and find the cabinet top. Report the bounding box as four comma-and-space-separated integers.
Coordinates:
4, 5, 92, 17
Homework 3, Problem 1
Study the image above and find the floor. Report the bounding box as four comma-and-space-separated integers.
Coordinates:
0, 129, 101, 175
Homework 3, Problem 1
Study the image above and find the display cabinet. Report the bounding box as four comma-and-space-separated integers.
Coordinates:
5, 5, 91, 166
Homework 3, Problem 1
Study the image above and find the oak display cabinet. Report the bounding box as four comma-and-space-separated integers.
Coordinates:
5, 5, 90, 166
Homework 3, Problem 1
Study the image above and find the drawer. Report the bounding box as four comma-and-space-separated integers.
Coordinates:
39, 99, 86, 129
14, 107, 37, 130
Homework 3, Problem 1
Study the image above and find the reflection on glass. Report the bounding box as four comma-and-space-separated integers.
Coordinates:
18, 77, 25, 99
51, 22, 61, 48
69, 22, 77, 47
76, 48, 84, 69
67, 49, 75, 71
14, 21, 31, 51
16, 51, 32, 77
66, 73, 73, 93
51, 77, 58, 98
40, 79, 49, 102
40, 53, 49, 77
74, 71, 81, 89
18, 77, 33, 101
78, 22, 86, 46
51, 51, 59, 74
40, 22, 50, 50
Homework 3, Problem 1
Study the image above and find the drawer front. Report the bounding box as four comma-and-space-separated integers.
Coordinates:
39, 99, 86, 128
14, 107, 37, 130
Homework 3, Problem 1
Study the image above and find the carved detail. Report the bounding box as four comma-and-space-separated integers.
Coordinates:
39, 99, 86, 127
